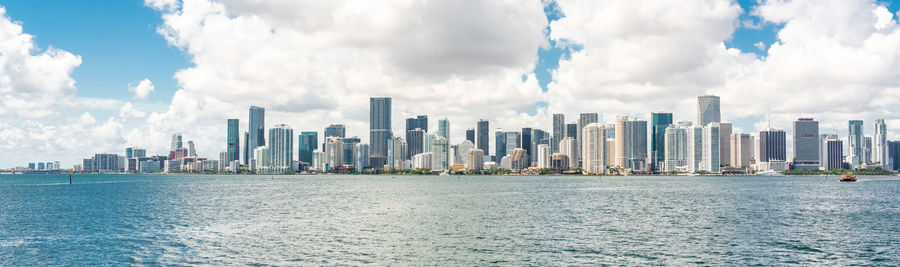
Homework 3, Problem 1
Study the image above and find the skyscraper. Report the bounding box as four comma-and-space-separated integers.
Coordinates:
759, 128, 787, 171
432, 137, 449, 172
521, 127, 532, 168
848, 120, 864, 168
730, 133, 752, 168
243, 131, 249, 165
577, 113, 599, 167
629, 120, 648, 171
718, 122, 732, 166
664, 122, 691, 172
504, 131, 521, 158
465, 128, 475, 144
792, 118, 820, 169
268, 124, 293, 168
582, 123, 606, 174
298, 131, 318, 164
476, 120, 489, 160
407, 129, 425, 159
697, 95, 720, 126
248, 106, 265, 161
552, 114, 565, 153
823, 137, 844, 170
701, 123, 721, 173
171, 133, 183, 151
438, 118, 450, 140
325, 124, 346, 138
406, 116, 428, 133
531, 129, 549, 165
615, 116, 629, 168
865, 136, 873, 164
566, 123, 577, 138
874, 119, 887, 166
227, 119, 240, 165
369, 97, 392, 166
495, 130, 507, 161
650, 112, 672, 171
355, 143, 370, 171
536, 144, 551, 169
560, 137, 577, 169
888, 141, 900, 171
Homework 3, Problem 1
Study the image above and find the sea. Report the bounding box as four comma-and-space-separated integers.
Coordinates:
1, 174, 898, 265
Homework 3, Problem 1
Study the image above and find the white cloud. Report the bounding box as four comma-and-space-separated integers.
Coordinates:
754, 41, 766, 50
119, 102, 147, 118
128, 78, 154, 99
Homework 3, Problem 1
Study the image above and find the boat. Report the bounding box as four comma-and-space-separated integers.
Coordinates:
839, 174, 857, 182
756, 170, 784, 176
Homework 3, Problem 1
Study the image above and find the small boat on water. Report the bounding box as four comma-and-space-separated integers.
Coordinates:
840, 174, 857, 182
756, 170, 784, 176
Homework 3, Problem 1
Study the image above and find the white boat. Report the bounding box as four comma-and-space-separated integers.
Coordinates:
756, 170, 784, 176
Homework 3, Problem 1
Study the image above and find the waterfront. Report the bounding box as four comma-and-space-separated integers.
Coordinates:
1, 174, 899, 265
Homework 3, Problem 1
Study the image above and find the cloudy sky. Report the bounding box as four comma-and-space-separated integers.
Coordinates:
2, 0, 900, 168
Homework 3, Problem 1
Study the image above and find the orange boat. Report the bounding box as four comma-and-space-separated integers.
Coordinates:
840, 174, 857, 182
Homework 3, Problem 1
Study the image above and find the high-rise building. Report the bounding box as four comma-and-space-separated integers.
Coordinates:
369, 97, 392, 165
822, 137, 844, 170
848, 120, 864, 168
438, 118, 450, 141
686, 125, 703, 173
664, 122, 691, 172
268, 124, 293, 168
560, 137, 576, 169
467, 149, 484, 171
566, 123, 577, 138
888, 141, 900, 171
730, 133, 752, 168
171, 133, 183, 151
615, 116, 629, 168
759, 128, 787, 171
792, 118, 820, 169
187, 140, 197, 156
406, 115, 428, 133
432, 137, 449, 172
650, 112, 672, 171
243, 132, 249, 165
388, 137, 407, 169
697, 95, 720, 126
355, 143, 370, 171
342, 137, 361, 168
552, 114, 565, 153
629, 120, 648, 171
701, 123, 721, 173
504, 131, 521, 159
531, 129, 549, 165
253, 146, 269, 170
536, 144, 551, 169
865, 136, 873, 164
476, 120, 490, 159
577, 113, 599, 167
465, 128, 475, 144
521, 127, 532, 168
582, 123, 606, 174
298, 131, 318, 164
249, 106, 265, 161
509, 148, 528, 171
407, 129, 425, 159
874, 119, 887, 166
324, 137, 343, 170
227, 119, 240, 165
495, 130, 507, 161
325, 124, 346, 138
718, 122, 732, 166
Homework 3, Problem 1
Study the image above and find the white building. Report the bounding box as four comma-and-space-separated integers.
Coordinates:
559, 137, 577, 169
432, 137, 449, 172
412, 152, 433, 169
874, 119, 888, 167
467, 148, 484, 171
254, 146, 269, 171
664, 122, 689, 172
536, 144, 551, 169
582, 123, 606, 174
701, 123, 721, 173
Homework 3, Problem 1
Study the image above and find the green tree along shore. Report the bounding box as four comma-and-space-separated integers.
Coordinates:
782, 168, 895, 176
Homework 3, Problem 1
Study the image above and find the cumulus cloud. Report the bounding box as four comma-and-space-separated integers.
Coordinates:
128, 78, 154, 99
119, 102, 147, 118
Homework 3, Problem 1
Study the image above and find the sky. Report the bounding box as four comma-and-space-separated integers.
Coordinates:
2, 0, 900, 168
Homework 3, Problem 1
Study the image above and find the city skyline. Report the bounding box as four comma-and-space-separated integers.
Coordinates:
5, 1, 900, 168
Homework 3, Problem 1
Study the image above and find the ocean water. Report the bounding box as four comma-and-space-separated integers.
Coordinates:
1, 174, 899, 265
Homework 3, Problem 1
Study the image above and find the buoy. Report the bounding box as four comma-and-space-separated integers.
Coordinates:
68, 171, 72, 185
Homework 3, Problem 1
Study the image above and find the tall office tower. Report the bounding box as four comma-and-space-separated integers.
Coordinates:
342, 137, 361, 168
369, 97, 392, 166
467, 149, 485, 171
243, 132, 250, 165
324, 137, 343, 170
560, 137, 577, 169
730, 133, 752, 168
606, 138, 616, 168
267, 124, 293, 168
888, 141, 900, 171
566, 123, 577, 138
552, 114, 565, 153
537, 144, 551, 169
664, 123, 689, 172
466, 128, 475, 143
791, 118, 820, 169
718, 122, 732, 166
249, 106, 265, 161
416, 115, 428, 132
432, 137, 449, 172
325, 124, 346, 138
701, 123, 721, 173
819, 133, 837, 170
406, 115, 428, 133
582, 123, 607, 174
848, 120, 864, 168
298, 131, 318, 164
388, 137, 407, 169
875, 119, 888, 166
650, 112, 673, 171
504, 131, 521, 159
437, 118, 450, 140
615, 116, 629, 168
476, 120, 490, 159
822, 137, 844, 170
354, 143, 371, 171
126, 147, 134, 158
697, 95, 721, 126
171, 133, 183, 151
424, 133, 436, 153
577, 113, 599, 167
759, 128, 787, 171
531, 129, 549, 164
187, 141, 197, 156
495, 130, 507, 161
521, 128, 532, 167
686, 125, 703, 173
864, 136, 873, 164
227, 119, 240, 165
407, 129, 425, 159
628, 120, 648, 171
